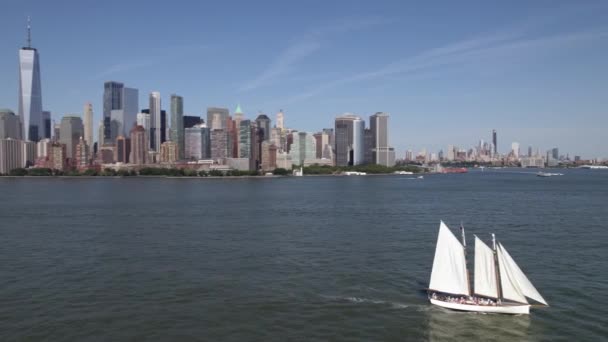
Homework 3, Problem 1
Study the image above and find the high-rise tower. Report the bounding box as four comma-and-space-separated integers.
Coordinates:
492, 129, 497, 155
83, 102, 93, 154
149, 92, 161, 152
170, 94, 184, 160
18, 17, 44, 142
103, 81, 123, 143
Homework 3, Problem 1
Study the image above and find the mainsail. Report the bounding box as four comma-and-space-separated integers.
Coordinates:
429, 221, 469, 296
497, 243, 548, 305
474, 236, 498, 298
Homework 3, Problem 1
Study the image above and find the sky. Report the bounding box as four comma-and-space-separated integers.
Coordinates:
0, 0, 607, 158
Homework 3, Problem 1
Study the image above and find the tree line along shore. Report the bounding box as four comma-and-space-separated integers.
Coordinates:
0, 164, 422, 178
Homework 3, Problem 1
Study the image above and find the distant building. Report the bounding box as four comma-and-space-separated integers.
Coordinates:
18, 18, 44, 142
210, 129, 228, 161
110, 87, 138, 142
22, 140, 36, 167
255, 114, 271, 142
289, 132, 316, 166
59, 116, 84, 164
50, 143, 67, 171
0, 138, 23, 174
261, 141, 277, 171
334, 114, 364, 166
521, 156, 544, 168
552, 148, 559, 161
239, 120, 252, 159
207, 107, 229, 131
129, 125, 147, 165
42, 110, 51, 139
114, 135, 130, 164
370, 112, 394, 166
0, 109, 22, 140
103, 81, 123, 143
492, 129, 497, 155
363, 128, 373, 164
183, 115, 202, 129
170, 94, 184, 160
75, 137, 89, 170
137, 112, 150, 131
83, 103, 94, 154
36, 138, 52, 159
160, 141, 178, 164
276, 110, 284, 130
185, 124, 210, 160
511, 142, 520, 159
98, 144, 115, 164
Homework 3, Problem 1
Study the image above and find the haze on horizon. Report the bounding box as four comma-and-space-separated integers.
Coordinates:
0, 0, 607, 158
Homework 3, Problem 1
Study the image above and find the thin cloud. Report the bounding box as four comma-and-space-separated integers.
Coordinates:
281, 27, 608, 105
238, 17, 392, 92
94, 44, 210, 80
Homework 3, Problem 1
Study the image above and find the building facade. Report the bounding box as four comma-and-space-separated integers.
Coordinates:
103, 81, 123, 143
83, 103, 93, 154
185, 124, 210, 160
207, 107, 229, 131
255, 114, 271, 142
59, 116, 84, 165
210, 129, 228, 161
170, 94, 184, 160
0, 109, 21, 140
129, 125, 147, 165
334, 114, 364, 166
0, 139, 23, 174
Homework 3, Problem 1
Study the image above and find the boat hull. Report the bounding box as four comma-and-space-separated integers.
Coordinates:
430, 298, 530, 315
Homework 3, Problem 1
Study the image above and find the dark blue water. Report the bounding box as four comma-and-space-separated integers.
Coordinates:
1, 169, 607, 341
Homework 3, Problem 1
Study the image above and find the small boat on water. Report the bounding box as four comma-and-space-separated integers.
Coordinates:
428, 221, 548, 315
417, 175, 424, 179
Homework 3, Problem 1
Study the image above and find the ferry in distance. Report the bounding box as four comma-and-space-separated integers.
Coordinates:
537, 172, 563, 177
427, 221, 548, 315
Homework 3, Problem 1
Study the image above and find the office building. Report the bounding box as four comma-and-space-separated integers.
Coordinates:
552, 148, 559, 160
149, 92, 161, 152
110, 87, 138, 142
42, 111, 51, 139
160, 141, 178, 163
492, 129, 497, 155
53, 121, 60, 141
261, 141, 277, 171
334, 114, 364, 166
276, 110, 284, 130
75, 137, 89, 170
103, 81, 123, 143
50, 143, 66, 171
255, 114, 271, 141
18, 18, 44, 142
289, 132, 316, 166
170, 94, 184, 160
0, 139, 23, 174
183, 115, 202, 129
239, 119, 252, 158
363, 128, 373, 164
22, 140, 36, 167
0, 109, 22, 139
370, 112, 394, 166
114, 135, 130, 163
185, 124, 210, 160
129, 125, 147, 165
511, 142, 520, 159
210, 129, 228, 160
137, 112, 150, 131
36, 138, 52, 159
59, 116, 84, 164
207, 107, 229, 130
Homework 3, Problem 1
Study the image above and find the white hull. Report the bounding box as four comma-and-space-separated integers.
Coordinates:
430, 298, 530, 315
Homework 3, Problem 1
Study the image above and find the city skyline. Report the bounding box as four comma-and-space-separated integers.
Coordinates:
1, 2, 608, 158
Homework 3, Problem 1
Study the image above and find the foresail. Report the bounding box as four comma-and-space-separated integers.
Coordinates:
429, 221, 469, 296
474, 236, 498, 298
498, 243, 548, 305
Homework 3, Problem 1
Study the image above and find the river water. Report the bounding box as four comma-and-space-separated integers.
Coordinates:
0, 169, 606, 341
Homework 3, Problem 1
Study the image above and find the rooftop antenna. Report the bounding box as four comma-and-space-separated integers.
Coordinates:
27, 16, 31, 48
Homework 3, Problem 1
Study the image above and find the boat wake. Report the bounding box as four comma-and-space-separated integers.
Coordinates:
320, 295, 409, 309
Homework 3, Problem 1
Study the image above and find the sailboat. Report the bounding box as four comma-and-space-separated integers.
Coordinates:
428, 221, 548, 315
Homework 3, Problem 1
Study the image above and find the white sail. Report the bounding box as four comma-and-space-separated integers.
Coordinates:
474, 236, 498, 298
429, 221, 469, 296
497, 243, 548, 305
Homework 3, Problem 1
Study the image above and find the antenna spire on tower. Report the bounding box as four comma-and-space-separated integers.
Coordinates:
27, 16, 31, 48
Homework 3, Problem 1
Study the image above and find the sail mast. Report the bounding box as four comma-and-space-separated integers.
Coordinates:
461, 223, 471, 296
492, 234, 503, 301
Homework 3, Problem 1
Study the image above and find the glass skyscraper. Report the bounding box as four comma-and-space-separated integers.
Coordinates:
170, 94, 184, 160
103, 81, 123, 144
18, 19, 43, 142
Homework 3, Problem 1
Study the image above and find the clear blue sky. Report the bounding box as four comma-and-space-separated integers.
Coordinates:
1, 0, 607, 158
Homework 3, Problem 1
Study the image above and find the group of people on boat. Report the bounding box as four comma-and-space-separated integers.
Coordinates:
430, 292, 498, 306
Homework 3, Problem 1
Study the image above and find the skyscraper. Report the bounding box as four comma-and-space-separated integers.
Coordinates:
511, 142, 520, 159
369, 112, 394, 166
149, 92, 161, 152
492, 129, 497, 155
255, 114, 271, 142
103, 81, 123, 143
137, 112, 150, 130
183, 115, 202, 129
18, 17, 44, 142
170, 94, 184, 160
239, 119, 252, 159
289, 132, 316, 166
185, 124, 210, 160
276, 110, 284, 130
75, 137, 89, 170
41, 111, 51, 139
207, 107, 229, 130
334, 114, 364, 166
210, 129, 228, 160
114, 135, 130, 163
59, 116, 84, 164
83, 103, 93, 153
